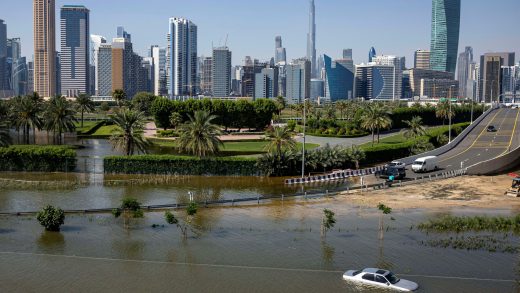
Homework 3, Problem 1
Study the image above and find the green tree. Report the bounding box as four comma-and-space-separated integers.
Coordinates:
402, 116, 427, 139
75, 94, 95, 127
109, 109, 149, 156
324, 104, 336, 119
377, 203, 392, 240
435, 100, 454, 125
264, 126, 296, 158
336, 101, 348, 119
36, 205, 65, 232
321, 209, 336, 238
131, 92, 156, 115
361, 103, 392, 144
0, 122, 11, 147
112, 89, 127, 108
275, 96, 286, 115
10, 95, 43, 144
151, 97, 174, 130
44, 96, 77, 145
348, 145, 365, 170
100, 101, 110, 113
113, 198, 144, 229
177, 110, 223, 157
169, 112, 183, 129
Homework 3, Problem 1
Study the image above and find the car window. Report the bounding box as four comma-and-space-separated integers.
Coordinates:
375, 275, 388, 283
352, 270, 362, 276
362, 273, 375, 281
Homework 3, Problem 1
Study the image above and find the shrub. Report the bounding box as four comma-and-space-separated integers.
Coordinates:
0, 145, 76, 172
287, 120, 296, 131
36, 205, 65, 231
104, 155, 259, 176
157, 130, 180, 138
186, 202, 198, 216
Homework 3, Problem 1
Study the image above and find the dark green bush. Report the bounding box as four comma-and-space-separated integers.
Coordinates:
104, 155, 259, 176
0, 145, 76, 172
36, 205, 65, 231
157, 130, 179, 138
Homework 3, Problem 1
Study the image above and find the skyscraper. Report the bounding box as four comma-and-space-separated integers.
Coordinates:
7, 38, 21, 61
480, 52, 515, 103
414, 50, 430, 69
33, 0, 56, 97
212, 46, 231, 97
368, 47, 376, 63
430, 0, 461, 74
0, 19, 6, 92
371, 55, 404, 100
150, 45, 167, 96
355, 63, 398, 100
275, 36, 286, 65
200, 56, 212, 96
456, 46, 473, 98
12, 57, 28, 96
324, 55, 354, 101
61, 5, 90, 97
168, 17, 198, 97
91, 35, 106, 96
343, 49, 353, 60
286, 59, 310, 104
307, 0, 316, 78
255, 67, 278, 99
97, 43, 112, 96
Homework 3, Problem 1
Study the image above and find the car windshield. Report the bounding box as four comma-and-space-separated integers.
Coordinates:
386, 273, 400, 284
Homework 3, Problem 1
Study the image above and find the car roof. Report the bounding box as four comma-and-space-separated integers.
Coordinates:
415, 156, 436, 161
362, 268, 389, 275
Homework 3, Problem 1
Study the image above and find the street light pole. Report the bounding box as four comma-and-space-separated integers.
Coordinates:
448, 85, 454, 144
301, 99, 307, 178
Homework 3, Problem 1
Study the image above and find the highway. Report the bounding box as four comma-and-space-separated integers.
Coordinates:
405, 107, 520, 178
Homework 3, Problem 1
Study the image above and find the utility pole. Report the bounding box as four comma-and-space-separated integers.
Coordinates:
301, 99, 307, 178
448, 85, 454, 143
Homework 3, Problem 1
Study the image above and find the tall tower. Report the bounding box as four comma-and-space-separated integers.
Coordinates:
368, 47, 376, 63
60, 5, 90, 97
430, 0, 461, 74
212, 46, 231, 97
307, 0, 316, 78
168, 17, 198, 97
0, 20, 6, 92
275, 36, 286, 65
33, 0, 56, 97
91, 35, 107, 96
457, 46, 473, 98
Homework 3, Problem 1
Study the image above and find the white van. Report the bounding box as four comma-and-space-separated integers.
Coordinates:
411, 156, 438, 173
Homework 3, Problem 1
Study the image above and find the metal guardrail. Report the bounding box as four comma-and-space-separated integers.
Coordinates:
284, 166, 385, 185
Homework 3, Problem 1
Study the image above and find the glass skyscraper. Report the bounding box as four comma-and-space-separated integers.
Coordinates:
324, 55, 354, 102
430, 0, 461, 74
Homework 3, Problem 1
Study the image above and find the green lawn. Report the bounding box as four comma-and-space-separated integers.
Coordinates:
74, 121, 99, 134
92, 125, 119, 136
150, 138, 318, 154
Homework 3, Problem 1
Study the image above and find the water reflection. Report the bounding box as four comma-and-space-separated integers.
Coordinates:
37, 231, 65, 253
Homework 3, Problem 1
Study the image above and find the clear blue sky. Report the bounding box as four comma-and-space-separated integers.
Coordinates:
2, 0, 519, 66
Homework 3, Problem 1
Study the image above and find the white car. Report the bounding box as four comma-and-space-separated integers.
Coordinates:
411, 156, 438, 173
343, 268, 419, 291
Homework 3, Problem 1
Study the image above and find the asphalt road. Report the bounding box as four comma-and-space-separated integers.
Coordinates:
405, 107, 520, 178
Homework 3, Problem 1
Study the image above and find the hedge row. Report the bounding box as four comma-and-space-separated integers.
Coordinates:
361, 122, 470, 165
104, 155, 260, 176
0, 145, 76, 172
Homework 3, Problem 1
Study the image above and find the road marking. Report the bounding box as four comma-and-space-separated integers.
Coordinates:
439, 109, 503, 163
499, 108, 520, 156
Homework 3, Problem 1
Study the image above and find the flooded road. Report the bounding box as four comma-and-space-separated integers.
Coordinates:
0, 203, 518, 292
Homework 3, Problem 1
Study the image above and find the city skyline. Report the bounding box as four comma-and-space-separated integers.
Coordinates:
1, 0, 519, 67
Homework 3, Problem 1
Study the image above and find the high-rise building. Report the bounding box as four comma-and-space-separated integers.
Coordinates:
241, 60, 266, 98
97, 43, 112, 96
371, 55, 404, 100
117, 26, 131, 40
200, 56, 212, 96
12, 57, 28, 96
7, 38, 21, 61
255, 67, 278, 99
355, 63, 399, 100
430, 0, 461, 74
414, 50, 430, 69
307, 0, 316, 78
90, 35, 106, 96
60, 5, 90, 97
408, 68, 454, 97
27, 61, 34, 94
212, 46, 231, 97
55, 52, 61, 95
456, 46, 473, 98
310, 78, 324, 100
343, 49, 353, 60
480, 52, 515, 103
0, 20, 6, 92
33, 0, 56, 97
368, 47, 376, 63
324, 55, 354, 101
286, 59, 310, 104
502, 65, 520, 102
420, 78, 459, 98
168, 17, 198, 97
150, 45, 167, 96
275, 36, 286, 65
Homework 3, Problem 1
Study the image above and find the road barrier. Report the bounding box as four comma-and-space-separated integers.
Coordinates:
284, 166, 385, 185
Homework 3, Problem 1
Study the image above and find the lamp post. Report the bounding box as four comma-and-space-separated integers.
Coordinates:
448, 85, 455, 144
301, 98, 308, 178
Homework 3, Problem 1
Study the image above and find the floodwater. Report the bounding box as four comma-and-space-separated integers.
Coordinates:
0, 203, 518, 292
0, 138, 518, 292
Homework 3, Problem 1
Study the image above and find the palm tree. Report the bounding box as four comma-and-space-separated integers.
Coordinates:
10, 95, 43, 144
0, 122, 12, 147
275, 96, 286, 115
435, 100, 454, 125
402, 116, 427, 139
336, 101, 348, 119
75, 94, 95, 127
324, 104, 336, 120
348, 145, 365, 170
169, 112, 183, 129
112, 89, 127, 108
264, 126, 297, 158
109, 109, 149, 156
44, 96, 77, 145
361, 103, 392, 144
177, 110, 223, 157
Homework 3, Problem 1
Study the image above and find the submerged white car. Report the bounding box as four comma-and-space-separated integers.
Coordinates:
343, 268, 418, 291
